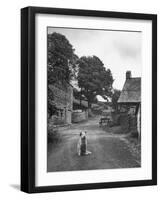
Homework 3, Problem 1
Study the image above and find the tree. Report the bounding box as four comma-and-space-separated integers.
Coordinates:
77, 56, 114, 108
48, 87, 57, 118
47, 32, 78, 85
47, 32, 78, 118
112, 89, 121, 111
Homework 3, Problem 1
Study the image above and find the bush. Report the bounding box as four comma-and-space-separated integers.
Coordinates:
130, 131, 139, 138
47, 128, 60, 144
49, 115, 65, 125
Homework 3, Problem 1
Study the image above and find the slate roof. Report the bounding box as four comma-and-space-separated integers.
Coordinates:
118, 77, 141, 103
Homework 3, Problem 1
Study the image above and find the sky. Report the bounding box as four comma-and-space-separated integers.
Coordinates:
48, 27, 142, 101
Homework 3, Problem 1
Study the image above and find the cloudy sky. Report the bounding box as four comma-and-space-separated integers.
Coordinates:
48, 27, 142, 92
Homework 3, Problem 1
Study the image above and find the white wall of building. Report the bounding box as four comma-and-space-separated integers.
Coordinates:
137, 104, 141, 138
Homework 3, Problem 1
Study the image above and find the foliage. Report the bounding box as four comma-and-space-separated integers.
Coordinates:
48, 128, 60, 144
111, 89, 121, 110
130, 131, 139, 138
47, 32, 78, 118
48, 88, 58, 118
77, 56, 114, 108
73, 87, 87, 101
47, 32, 78, 85
73, 88, 81, 100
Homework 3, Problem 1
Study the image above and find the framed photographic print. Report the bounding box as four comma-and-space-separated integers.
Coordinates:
21, 6, 157, 193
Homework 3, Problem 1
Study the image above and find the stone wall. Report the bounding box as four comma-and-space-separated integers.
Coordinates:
48, 83, 73, 125
49, 83, 73, 111
119, 113, 130, 132
72, 111, 88, 123
118, 113, 137, 133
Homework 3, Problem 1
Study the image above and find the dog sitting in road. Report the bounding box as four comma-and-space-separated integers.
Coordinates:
77, 131, 91, 156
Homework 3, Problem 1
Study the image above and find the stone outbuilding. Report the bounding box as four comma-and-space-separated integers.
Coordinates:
118, 71, 141, 137
48, 82, 73, 125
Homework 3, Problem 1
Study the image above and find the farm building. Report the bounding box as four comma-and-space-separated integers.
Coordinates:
117, 71, 141, 137
48, 82, 73, 125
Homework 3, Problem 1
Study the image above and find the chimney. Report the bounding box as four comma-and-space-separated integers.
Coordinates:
126, 71, 132, 80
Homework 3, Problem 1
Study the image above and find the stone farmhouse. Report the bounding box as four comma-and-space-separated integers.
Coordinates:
118, 71, 141, 137
48, 82, 73, 125
48, 83, 89, 125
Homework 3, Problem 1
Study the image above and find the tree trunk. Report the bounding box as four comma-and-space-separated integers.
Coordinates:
80, 88, 82, 107
88, 100, 91, 109
87, 100, 92, 117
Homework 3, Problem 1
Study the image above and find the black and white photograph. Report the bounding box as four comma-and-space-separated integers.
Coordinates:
47, 27, 142, 172
20, 7, 157, 193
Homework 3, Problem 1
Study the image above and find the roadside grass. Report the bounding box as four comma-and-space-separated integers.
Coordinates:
47, 127, 62, 154
48, 128, 61, 143
124, 132, 141, 165
102, 125, 141, 165
101, 125, 128, 134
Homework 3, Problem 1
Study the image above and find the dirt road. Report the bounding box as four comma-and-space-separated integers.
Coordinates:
47, 116, 140, 172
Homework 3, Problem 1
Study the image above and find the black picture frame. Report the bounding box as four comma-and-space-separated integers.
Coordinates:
21, 6, 157, 193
